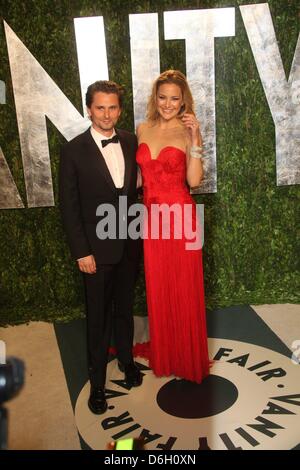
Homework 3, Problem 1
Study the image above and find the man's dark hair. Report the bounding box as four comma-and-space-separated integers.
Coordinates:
85, 80, 124, 108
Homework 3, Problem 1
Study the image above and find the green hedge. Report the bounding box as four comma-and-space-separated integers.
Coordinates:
0, 0, 299, 325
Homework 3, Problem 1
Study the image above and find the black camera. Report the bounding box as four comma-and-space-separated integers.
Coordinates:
0, 357, 25, 450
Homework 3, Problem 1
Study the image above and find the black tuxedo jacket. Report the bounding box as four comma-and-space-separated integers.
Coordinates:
59, 127, 141, 264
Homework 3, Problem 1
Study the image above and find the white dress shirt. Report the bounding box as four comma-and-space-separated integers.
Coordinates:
90, 126, 125, 188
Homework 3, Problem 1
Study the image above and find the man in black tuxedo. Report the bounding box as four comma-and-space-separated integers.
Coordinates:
59, 80, 142, 414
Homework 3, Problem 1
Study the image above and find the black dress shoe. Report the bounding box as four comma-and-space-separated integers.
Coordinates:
88, 386, 108, 414
118, 361, 143, 387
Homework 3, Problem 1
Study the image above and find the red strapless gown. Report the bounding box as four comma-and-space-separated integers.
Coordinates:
136, 143, 209, 383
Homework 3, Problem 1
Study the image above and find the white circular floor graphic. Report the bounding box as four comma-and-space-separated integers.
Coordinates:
75, 339, 300, 450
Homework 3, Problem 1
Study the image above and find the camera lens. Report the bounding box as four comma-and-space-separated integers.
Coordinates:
0, 357, 25, 404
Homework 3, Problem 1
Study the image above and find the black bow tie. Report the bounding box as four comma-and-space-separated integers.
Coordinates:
101, 134, 119, 148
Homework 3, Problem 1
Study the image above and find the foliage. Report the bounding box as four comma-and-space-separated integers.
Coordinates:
0, 0, 299, 324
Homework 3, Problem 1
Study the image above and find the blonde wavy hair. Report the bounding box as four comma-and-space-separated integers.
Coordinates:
146, 70, 195, 122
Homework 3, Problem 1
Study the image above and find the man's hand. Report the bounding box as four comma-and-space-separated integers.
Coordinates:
77, 255, 97, 274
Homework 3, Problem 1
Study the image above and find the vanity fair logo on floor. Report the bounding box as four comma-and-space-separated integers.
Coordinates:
74, 339, 300, 450
0, 341, 6, 364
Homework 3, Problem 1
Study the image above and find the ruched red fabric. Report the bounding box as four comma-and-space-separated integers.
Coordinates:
136, 143, 210, 383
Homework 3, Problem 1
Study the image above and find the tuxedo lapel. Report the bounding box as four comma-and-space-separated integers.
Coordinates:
116, 129, 133, 194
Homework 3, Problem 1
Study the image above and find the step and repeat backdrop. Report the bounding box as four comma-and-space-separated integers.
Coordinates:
0, 0, 299, 323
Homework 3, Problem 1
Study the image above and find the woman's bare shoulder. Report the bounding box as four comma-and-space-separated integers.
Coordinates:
136, 121, 155, 138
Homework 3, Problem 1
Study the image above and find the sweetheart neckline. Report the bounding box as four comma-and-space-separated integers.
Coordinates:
138, 142, 186, 161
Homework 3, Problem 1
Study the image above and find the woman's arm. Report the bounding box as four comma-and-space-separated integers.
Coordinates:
135, 123, 144, 189
182, 114, 204, 189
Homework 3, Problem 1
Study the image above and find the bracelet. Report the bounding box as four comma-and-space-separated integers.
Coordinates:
190, 145, 204, 159
190, 152, 203, 159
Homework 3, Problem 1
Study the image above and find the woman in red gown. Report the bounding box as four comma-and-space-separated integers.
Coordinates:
136, 70, 209, 383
